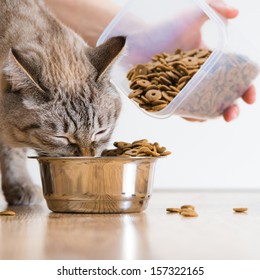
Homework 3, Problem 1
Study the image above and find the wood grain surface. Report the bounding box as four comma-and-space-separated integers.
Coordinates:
1, 190, 260, 260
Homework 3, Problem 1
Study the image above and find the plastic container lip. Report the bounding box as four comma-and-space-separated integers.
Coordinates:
28, 156, 159, 161
97, 0, 228, 119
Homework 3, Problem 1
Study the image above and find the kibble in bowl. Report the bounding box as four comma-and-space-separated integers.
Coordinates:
102, 139, 171, 157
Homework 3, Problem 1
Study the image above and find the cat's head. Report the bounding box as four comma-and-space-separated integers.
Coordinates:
1, 36, 126, 156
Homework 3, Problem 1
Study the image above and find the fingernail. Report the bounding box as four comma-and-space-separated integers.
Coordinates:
210, 1, 235, 9
230, 108, 239, 120
209, 1, 239, 16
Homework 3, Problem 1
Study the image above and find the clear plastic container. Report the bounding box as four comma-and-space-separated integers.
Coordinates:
97, 0, 259, 120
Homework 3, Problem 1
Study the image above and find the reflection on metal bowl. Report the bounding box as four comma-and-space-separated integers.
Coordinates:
31, 156, 158, 213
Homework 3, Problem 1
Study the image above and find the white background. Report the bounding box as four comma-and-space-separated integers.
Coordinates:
27, 0, 260, 190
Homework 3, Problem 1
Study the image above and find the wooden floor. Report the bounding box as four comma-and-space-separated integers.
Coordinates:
1, 189, 260, 260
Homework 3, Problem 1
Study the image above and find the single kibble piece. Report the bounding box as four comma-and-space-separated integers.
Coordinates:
233, 208, 248, 213
180, 210, 198, 217
0, 210, 16, 216
166, 208, 181, 213
180, 205, 195, 210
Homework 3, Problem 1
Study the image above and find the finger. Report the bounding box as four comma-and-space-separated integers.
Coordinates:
209, 1, 239, 19
223, 104, 240, 122
241, 85, 256, 104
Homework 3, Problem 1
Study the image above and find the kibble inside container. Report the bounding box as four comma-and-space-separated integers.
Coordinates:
97, 0, 259, 120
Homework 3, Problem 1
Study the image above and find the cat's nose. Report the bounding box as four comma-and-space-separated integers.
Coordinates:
80, 147, 95, 156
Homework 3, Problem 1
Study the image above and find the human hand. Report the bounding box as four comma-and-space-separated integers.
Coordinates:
181, 1, 256, 122
209, 0, 238, 19
221, 85, 256, 122
183, 84, 256, 122
203, 1, 256, 122
208, 1, 256, 122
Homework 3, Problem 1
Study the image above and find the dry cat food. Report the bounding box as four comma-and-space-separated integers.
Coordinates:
0, 210, 16, 216
233, 208, 248, 213
166, 204, 198, 217
180, 204, 195, 210
127, 48, 259, 118
127, 48, 211, 112
180, 210, 198, 217
101, 139, 171, 157
166, 207, 181, 213
167, 206, 250, 216
174, 53, 259, 119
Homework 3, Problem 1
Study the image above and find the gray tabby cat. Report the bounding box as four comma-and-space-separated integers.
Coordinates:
0, 0, 126, 205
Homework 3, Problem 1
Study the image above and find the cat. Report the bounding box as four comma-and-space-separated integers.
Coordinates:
0, 0, 126, 205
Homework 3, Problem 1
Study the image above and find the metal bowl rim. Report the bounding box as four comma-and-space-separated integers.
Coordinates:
28, 156, 163, 161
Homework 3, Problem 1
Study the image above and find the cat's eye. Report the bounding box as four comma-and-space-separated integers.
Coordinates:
92, 128, 110, 141
96, 129, 108, 135
55, 136, 70, 144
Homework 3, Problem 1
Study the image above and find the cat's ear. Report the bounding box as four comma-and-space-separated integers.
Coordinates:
4, 48, 44, 92
86, 36, 126, 81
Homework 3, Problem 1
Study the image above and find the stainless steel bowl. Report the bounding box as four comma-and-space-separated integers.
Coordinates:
31, 156, 158, 213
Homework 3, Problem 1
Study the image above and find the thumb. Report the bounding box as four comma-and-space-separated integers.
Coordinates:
208, 1, 239, 19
